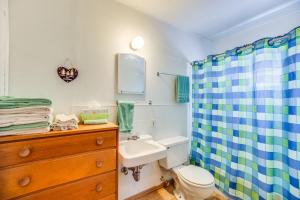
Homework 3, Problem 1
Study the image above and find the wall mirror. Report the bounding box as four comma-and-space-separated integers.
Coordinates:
117, 53, 146, 95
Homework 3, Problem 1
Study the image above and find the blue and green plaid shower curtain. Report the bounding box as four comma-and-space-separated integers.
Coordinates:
191, 27, 300, 200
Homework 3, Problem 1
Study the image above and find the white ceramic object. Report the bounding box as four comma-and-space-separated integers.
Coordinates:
119, 135, 167, 167
173, 165, 215, 200
158, 136, 189, 169
157, 136, 215, 200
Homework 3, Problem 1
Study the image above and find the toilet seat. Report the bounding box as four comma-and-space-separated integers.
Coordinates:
177, 165, 214, 187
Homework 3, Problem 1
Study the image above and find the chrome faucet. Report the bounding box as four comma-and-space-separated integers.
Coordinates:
127, 135, 140, 140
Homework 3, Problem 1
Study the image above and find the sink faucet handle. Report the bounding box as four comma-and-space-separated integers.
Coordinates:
127, 135, 140, 140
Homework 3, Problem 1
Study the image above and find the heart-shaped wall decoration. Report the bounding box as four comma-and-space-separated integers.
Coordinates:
57, 66, 78, 83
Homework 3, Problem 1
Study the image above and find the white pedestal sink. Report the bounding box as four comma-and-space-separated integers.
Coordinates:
119, 135, 167, 168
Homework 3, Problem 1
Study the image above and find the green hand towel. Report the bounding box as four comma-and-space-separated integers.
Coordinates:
0, 122, 49, 132
176, 76, 190, 103
117, 101, 134, 133
0, 96, 52, 109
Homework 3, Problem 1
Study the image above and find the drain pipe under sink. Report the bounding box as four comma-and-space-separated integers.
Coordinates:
121, 165, 145, 182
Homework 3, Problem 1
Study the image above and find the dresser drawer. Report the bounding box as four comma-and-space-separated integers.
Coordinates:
0, 130, 116, 168
0, 149, 116, 200
100, 194, 117, 200
16, 171, 116, 200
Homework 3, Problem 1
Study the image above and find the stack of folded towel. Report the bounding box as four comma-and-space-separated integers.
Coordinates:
0, 96, 52, 136
51, 114, 79, 131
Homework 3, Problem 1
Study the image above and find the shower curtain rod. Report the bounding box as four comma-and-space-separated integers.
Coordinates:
156, 72, 178, 77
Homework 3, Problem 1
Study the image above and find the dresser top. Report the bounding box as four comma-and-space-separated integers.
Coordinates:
0, 122, 118, 143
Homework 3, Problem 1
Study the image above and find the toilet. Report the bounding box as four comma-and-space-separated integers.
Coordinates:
158, 136, 215, 200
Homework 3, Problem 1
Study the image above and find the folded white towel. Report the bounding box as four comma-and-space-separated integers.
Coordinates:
0, 127, 50, 136
0, 114, 52, 128
0, 113, 51, 120
54, 114, 79, 123
50, 124, 78, 131
0, 106, 52, 115
50, 114, 79, 131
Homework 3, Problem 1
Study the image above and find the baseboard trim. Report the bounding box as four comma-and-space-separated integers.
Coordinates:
125, 182, 165, 200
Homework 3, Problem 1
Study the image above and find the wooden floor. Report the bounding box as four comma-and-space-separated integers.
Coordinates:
135, 188, 176, 200
133, 188, 229, 200
127, 182, 228, 200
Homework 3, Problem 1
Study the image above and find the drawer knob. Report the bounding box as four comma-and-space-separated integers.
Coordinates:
96, 184, 103, 192
96, 161, 103, 168
18, 147, 31, 158
19, 176, 31, 187
96, 137, 104, 145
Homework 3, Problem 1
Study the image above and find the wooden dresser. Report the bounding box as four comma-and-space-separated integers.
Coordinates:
0, 123, 118, 200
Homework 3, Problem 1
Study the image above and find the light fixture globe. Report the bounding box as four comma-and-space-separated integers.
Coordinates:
131, 36, 144, 50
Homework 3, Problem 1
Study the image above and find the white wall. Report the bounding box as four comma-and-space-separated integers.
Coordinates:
0, 0, 9, 96
212, 9, 300, 54
8, 0, 212, 199
9, 0, 211, 111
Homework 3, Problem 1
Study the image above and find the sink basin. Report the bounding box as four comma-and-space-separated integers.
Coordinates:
119, 136, 167, 167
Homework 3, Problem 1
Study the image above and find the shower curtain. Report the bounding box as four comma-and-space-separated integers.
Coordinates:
191, 27, 300, 200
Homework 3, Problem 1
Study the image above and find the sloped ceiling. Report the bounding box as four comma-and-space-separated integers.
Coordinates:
116, 0, 300, 39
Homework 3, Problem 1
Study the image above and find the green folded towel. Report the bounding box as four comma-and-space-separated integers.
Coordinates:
0, 96, 52, 109
117, 101, 134, 133
0, 122, 49, 132
83, 119, 108, 125
80, 113, 109, 121
176, 76, 190, 103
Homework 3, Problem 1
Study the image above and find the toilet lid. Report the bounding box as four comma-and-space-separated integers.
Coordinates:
178, 165, 214, 186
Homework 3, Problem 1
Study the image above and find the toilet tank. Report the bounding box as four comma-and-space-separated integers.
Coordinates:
157, 136, 189, 169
